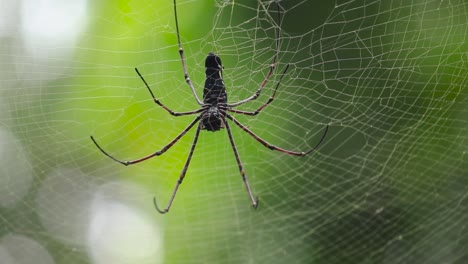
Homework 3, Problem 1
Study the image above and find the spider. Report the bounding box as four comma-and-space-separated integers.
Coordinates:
90, 0, 329, 214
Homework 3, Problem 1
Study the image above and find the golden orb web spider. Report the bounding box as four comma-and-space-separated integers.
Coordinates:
90, 0, 329, 214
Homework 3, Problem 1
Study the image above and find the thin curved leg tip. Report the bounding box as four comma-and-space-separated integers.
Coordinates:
89, 135, 130, 166
252, 196, 260, 209
153, 197, 168, 214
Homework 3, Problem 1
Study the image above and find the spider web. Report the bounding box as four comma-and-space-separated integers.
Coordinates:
1, 0, 467, 263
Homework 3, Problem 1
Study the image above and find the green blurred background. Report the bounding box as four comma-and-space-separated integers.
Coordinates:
0, 0, 467, 263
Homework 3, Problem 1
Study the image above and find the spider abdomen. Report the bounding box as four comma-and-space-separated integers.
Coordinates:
201, 52, 227, 132
203, 52, 227, 106
203, 77, 227, 105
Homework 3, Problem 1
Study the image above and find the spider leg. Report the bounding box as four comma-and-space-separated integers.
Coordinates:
223, 119, 259, 209
135, 68, 207, 116
173, 0, 204, 106
226, 2, 282, 108
227, 64, 289, 116
154, 122, 202, 214
90, 115, 202, 166
226, 114, 329, 156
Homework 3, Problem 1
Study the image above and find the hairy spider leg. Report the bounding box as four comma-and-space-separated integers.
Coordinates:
226, 114, 329, 156
227, 64, 290, 116
135, 67, 208, 116
173, 0, 204, 105
90, 115, 202, 166
224, 119, 259, 208
153, 122, 202, 214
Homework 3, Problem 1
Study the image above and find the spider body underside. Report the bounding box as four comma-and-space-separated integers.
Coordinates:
90, 0, 329, 214
201, 53, 227, 131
